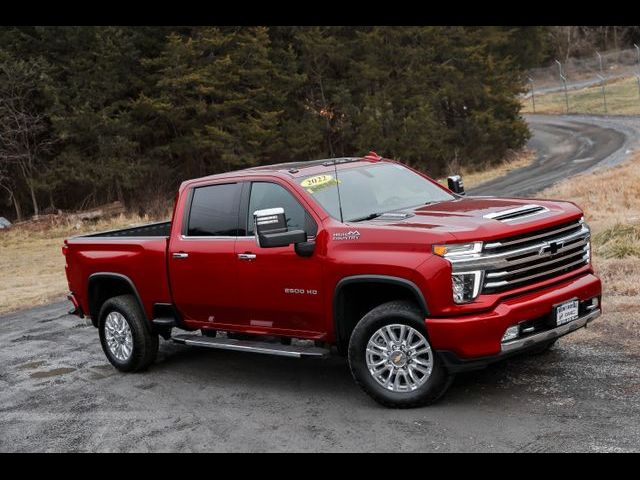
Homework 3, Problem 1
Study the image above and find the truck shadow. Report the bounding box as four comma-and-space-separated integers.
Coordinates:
153, 339, 555, 406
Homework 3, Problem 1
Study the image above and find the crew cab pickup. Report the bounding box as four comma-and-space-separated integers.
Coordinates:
63, 153, 601, 407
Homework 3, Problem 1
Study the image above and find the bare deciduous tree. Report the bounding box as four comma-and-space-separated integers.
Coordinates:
0, 59, 55, 218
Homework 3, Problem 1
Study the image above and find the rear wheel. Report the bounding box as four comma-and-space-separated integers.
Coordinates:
348, 300, 453, 408
98, 294, 158, 372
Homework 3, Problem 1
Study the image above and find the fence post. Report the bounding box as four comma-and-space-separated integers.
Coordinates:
528, 77, 536, 113
596, 51, 604, 74
597, 74, 607, 114
556, 59, 569, 113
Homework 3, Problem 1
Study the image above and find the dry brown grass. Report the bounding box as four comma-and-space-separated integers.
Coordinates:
0, 213, 162, 315
438, 149, 536, 189
541, 153, 640, 347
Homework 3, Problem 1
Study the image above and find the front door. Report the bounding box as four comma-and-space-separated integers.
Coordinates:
235, 181, 324, 337
168, 181, 246, 326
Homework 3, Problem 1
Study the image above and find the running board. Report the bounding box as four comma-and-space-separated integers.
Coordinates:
171, 334, 330, 358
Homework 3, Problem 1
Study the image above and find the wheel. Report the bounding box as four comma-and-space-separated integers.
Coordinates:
201, 329, 217, 338
348, 300, 453, 408
526, 339, 557, 355
98, 294, 159, 372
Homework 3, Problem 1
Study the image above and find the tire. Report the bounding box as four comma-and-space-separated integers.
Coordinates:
348, 300, 453, 408
98, 294, 159, 372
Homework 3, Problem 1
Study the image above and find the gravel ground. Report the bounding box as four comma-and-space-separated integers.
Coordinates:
2, 114, 640, 452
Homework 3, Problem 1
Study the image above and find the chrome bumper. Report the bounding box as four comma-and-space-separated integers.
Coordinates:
500, 308, 601, 354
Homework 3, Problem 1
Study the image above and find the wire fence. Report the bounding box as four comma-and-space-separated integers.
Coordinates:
524, 47, 640, 115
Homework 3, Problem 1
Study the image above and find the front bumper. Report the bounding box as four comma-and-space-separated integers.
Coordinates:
437, 308, 600, 373
424, 272, 602, 369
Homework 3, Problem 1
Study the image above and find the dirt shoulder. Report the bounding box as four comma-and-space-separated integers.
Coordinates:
0, 211, 164, 315
540, 152, 640, 351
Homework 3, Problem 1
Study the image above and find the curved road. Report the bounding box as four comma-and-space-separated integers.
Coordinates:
1, 115, 639, 452
470, 114, 640, 197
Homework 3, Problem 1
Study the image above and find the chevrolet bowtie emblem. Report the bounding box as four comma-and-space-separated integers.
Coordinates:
539, 241, 564, 256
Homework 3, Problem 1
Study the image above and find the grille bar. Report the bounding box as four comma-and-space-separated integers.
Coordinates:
484, 254, 589, 289
485, 247, 588, 279
450, 225, 590, 271
484, 219, 583, 250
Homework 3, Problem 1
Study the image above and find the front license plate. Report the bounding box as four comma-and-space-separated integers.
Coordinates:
555, 300, 579, 326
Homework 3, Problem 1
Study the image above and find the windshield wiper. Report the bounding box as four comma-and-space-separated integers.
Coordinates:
348, 212, 385, 222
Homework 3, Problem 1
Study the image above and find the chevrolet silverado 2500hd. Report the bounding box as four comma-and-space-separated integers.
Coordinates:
63, 152, 601, 407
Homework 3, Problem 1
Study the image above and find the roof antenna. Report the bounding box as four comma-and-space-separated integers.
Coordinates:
333, 159, 345, 223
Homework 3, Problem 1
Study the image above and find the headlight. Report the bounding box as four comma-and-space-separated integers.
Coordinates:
434, 242, 484, 303
452, 271, 483, 304
433, 242, 482, 258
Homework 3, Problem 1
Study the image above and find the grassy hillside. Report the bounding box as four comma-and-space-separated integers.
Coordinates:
522, 76, 640, 115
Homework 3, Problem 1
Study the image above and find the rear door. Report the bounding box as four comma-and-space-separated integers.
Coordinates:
235, 180, 324, 336
168, 182, 246, 325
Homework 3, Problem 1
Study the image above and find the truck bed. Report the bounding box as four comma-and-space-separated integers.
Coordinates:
65, 220, 173, 321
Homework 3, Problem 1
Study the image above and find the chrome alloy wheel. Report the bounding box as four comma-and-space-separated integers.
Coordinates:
365, 324, 434, 392
104, 311, 133, 362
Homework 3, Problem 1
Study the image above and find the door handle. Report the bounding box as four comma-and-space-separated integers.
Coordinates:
173, 252, 189, 259
237, 253, 257, 261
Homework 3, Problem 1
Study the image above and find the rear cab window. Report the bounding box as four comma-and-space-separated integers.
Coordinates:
186, 183, 244, 236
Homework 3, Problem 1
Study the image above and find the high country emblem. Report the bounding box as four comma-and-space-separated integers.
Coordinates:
333, 230, 361, 241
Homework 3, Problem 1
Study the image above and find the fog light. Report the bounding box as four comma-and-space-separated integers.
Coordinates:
502, 326, 519, 342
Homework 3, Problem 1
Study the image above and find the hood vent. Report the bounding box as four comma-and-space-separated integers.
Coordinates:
484, 204, 548, 222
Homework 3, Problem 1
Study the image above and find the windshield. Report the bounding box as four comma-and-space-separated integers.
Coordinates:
299, 163, 455, 222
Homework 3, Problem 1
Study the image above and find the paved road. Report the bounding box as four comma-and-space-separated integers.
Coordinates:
470, 114, 640, 197
2, 114, 640, 452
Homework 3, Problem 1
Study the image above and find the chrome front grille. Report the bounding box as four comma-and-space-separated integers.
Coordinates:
482, 219, 590, 292
448, 218, 591, 294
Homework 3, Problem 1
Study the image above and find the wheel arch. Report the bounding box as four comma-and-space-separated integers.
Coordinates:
87, 272, 146, 327
333, 275, 429, 354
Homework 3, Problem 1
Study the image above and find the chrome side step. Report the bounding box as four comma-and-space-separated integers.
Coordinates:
171, 334, 330, 358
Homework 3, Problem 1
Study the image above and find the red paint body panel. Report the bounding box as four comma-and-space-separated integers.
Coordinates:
65, 237, 171, 321
64, 157, 602, 361
425, 273, 601, 357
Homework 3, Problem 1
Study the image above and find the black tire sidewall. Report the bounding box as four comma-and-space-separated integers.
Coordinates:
98, 295, 157, 372
348, 301, 451, 408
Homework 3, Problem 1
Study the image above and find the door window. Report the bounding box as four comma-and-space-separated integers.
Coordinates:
247, 182, 317, 236
187, 183, 243, 236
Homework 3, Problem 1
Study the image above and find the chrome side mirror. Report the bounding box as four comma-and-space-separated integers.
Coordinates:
254, 208, 306, 248
447, 175, 465, 195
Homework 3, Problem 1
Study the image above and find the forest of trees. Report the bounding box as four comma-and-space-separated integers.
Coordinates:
0, 26, 630, 221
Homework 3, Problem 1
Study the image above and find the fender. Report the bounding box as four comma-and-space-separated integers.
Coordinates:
332, 274, 430, 349
87, 272, 147, 324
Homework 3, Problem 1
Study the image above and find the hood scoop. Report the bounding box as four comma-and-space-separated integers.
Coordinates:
483, 204, 548, 222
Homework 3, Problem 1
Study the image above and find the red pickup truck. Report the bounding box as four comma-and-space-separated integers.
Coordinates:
63, 153, 601, 407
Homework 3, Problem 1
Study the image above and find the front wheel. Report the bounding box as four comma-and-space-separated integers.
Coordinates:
98, 294, 159, 372
348, 300, 453, 408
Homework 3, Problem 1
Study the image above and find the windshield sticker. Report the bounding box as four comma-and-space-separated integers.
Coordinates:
300, 174, 340, 193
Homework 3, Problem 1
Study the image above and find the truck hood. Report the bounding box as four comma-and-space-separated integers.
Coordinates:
356, 196, 583, 242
